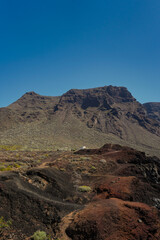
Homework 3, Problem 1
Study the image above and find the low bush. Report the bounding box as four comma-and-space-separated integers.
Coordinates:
0, 145, 22, 151
32, 230, 47, 240
78, 186, 91, 192
0, 216, 12, 229
91, 166, 96, 170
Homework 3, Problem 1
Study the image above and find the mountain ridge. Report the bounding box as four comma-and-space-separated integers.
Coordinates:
0, 85, 160, 157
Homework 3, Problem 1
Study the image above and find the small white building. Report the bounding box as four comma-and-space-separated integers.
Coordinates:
80, 146, 87, 150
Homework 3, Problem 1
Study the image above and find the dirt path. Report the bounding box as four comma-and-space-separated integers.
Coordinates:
15, 178, 82, 210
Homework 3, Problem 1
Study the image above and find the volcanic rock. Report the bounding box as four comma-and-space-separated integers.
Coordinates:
0, 143, 160, 239
66, 198, 160, 240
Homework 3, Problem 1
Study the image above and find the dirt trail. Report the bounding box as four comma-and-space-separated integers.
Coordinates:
15, 178, 81, 210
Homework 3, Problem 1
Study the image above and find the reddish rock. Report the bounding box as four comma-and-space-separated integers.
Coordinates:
94, 176, 137, 201
66, 198, 160, 240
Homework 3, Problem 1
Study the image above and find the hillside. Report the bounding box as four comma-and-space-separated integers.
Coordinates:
0, 144, 160, 239
0, 86, 160, 157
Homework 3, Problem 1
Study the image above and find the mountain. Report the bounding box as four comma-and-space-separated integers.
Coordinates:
0, 86, 160, 157
54, 86, 160, 136
0, 91, 60, 130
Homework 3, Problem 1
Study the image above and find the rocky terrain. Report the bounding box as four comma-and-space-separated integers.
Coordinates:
0, 144, 160, 239
0, 86, 160, 157
0, 86, 160, 239
143, 102, 160, 122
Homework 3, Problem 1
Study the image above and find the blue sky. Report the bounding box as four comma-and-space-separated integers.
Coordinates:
0, 0, 160, 107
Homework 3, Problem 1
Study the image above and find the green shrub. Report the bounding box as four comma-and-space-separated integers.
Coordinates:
0, 163, 21, 172
91, 166, 96, 170
32, 230, 47, 240
14, 163, 21, 168
0, 166, 12, 171
0, 145, 22, 151
60, 168, 65, 171
37, 160, 42, 163
78, 186, 91, 192
0, 216, 12, 229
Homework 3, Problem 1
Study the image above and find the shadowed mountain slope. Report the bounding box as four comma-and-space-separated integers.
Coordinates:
144, 102, 160, 122
0, 86, 159, 156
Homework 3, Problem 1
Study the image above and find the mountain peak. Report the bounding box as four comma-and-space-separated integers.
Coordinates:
58, 85, 136, 110
24, 91, 39, 96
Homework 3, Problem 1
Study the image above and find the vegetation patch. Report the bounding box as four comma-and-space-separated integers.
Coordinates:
0, 165, 13, 171
0, 216, 12, 231
60, 168, 65, 171
78, 186, 92, 192
91, 166, 96, 170
0, 145, 22, 151
32, 230, 47, 240
0, 163, 21, 171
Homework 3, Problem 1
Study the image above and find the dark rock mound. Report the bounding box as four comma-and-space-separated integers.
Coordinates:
75, 143, 136, 155
0, 168, 81, 239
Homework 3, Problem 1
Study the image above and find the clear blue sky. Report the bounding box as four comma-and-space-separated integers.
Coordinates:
0, 0, 160, 107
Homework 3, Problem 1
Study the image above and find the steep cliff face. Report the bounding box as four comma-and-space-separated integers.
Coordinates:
56, 86, 135, 108
144, 102, 160, 122
54, 86, 160, 138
